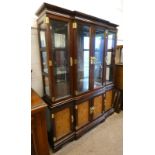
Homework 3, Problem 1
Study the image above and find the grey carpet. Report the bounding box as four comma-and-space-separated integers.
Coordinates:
50, 112, 123, 155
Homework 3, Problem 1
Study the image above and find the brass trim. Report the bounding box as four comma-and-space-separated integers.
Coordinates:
90, 57, 96, 64
53, 137, 56, 142
75, 105, 78, 110
71, 115, 74, 123
72, 22, 77, 28
44, 16, 49, 24
49, 60, 52, 66
70, 57, 73, 66
51, 114, 54, 118
90, 107, 94, 114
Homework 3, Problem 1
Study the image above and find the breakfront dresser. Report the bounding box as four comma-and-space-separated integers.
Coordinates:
35, 3, 118, 151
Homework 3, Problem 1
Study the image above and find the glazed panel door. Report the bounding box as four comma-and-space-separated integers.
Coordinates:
49, 17, 73, 101
105, 31, 116, 85
38, 22, 51, 98
75, 23, 91, 95
93, 28, 105, 89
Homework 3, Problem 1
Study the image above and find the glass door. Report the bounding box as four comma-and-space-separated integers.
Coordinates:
106, 31, 116, 84
76, 24, 90, 94
93, 29, 105, 88
50, 19, 71, 100
38, 22, 51, 97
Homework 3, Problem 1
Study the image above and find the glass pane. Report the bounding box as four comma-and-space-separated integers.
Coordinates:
51, 20, 70, 99
77, 25, 90, 93
94, 29, 104, 88
44, 77, 50, 96
40, 30, 46, 48
106, 52, 112, 65
106, 67, 113, 84
41, 51, 48, 73
108, 32, 115, 50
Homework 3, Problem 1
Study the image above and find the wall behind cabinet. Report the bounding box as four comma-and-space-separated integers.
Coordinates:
31, 0, 123, 95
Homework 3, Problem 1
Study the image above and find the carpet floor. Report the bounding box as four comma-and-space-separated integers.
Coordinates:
50, 112, 123, 155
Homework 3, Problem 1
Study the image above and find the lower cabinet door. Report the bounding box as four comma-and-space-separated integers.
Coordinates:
104, 90, 113, 111
93, 95, 103, 119
76, 100, 90, 129
53, 107, 73, 141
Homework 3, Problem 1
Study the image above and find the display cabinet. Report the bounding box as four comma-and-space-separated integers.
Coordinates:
36, 3, 118, 151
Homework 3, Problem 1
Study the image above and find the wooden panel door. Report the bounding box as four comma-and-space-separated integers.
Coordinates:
93, 95, 103, 119
104, 90, 113, 111
54, 107, 72, 140
76, 101, 90, 129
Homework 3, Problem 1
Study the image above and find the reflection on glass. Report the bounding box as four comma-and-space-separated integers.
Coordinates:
77, 25, 90, 93
51, 20, 70, 99
94, 29, 104, 88
108, 33, 115, 49
44, 77, 50, 96
41, 51, 48, 73
40, 31, 46, 48
106, 52, 112, 65
106, 67, 113, 84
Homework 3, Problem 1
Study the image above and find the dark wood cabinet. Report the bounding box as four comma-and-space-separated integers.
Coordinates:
35, 2, 118, 152
31, 89, 50, 155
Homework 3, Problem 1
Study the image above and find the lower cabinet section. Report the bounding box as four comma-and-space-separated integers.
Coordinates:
48, 88, 115, 152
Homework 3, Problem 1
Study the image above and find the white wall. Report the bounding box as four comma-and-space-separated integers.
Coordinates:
31, 0, 123, 96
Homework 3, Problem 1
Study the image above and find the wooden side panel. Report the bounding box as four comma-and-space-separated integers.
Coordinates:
93, 95, 103, 119
55, 108, 71, 140
77, 101, 89, 129
105, 90, 113, 111
115, 65, 123, 90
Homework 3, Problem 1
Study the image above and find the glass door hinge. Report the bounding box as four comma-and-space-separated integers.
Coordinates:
44, 16, 49, 24
70, 57, 73, 66
71, 115, 74, 123
51, 114, 54, 119
75, 105, 78, 110
72, 22, 77, 29
53, 137, 56, 142
49, 60, 52, 66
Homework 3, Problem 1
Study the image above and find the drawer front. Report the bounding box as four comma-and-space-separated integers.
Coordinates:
104, 90, 113, 111
55, 108, 71, 140
76, 101, 89, 129
93, 95, 103, 119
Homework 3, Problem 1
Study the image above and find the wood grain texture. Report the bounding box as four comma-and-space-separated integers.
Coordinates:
31, 89, 50, 155
115, 64, 123, 90
77, 101, 89, 129
105, 90, 113, 111
93, 95, 103, 119
55, 108, 71, 140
